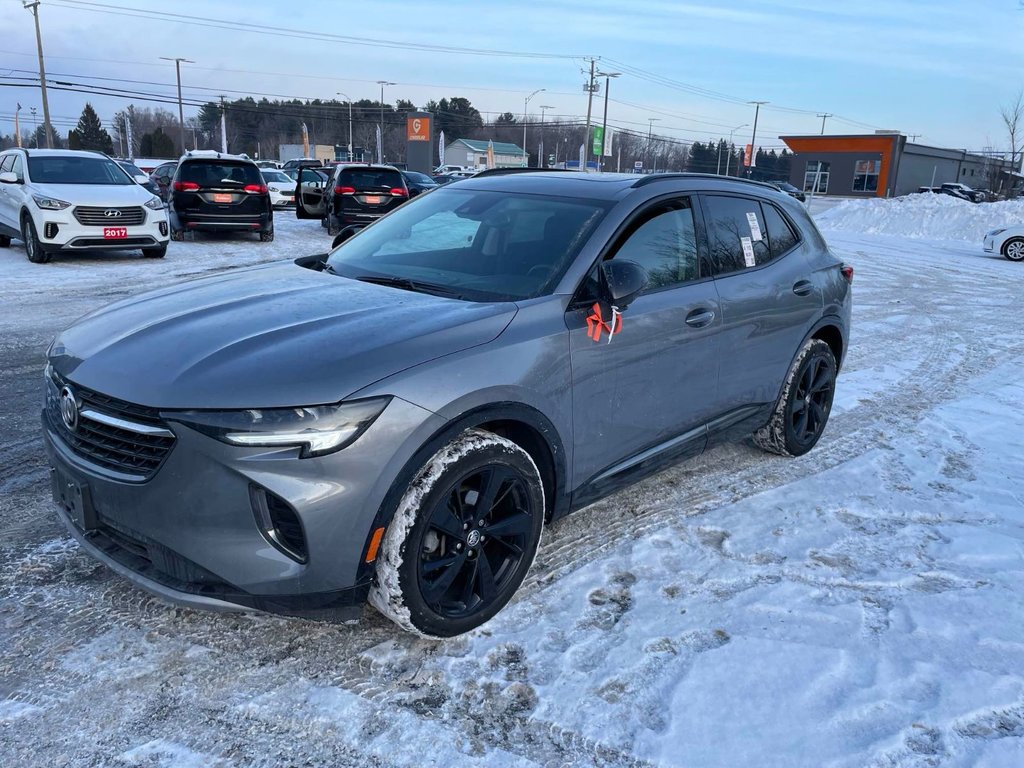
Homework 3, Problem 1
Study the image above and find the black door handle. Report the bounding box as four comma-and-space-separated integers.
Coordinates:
685, 308, 716, 328
793, 280, 814, 297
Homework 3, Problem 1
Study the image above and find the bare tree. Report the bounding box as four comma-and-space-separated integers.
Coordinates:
1000, 91, 1024, 184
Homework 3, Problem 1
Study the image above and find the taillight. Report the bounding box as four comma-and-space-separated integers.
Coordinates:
840, 264, 854, 283
389, 187, 408, 197
173, 181, 199, 192
243, 184, 268, 194
335, 185, 356, 195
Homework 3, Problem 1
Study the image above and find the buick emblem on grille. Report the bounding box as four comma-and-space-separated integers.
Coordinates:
103, 209, 122, 218
59, 386, 79, 432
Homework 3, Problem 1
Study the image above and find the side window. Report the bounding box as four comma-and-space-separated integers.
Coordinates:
0, 155, 13, 174
299, 168, 321, 185
702, 195, 770, 274
762, 203, 800, 259
610, 200, 700, 291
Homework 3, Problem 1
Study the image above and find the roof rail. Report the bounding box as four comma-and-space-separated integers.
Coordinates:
631, 172, 777, 190
472, 167, 572, 178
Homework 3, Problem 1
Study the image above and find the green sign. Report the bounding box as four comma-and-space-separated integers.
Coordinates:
592, 126, 604, 157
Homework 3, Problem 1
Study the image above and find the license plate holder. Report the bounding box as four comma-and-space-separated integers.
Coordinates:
213, 193, 233, 203
51, 467, 97, 531
102, 227, 128, 239
364, 195, 381, 204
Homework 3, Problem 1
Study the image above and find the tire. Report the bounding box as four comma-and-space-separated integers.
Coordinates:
142, 244, 167, 259
170, 228, 185, 242
321, 214, 329, 229
21, 216, 51, 264
0, 234, 10, 248
326, 215, 338, 236
753, 338, 837, 457
1002, 237, 1024, 262
369, 429, 545, 638
259, 228, 275, 242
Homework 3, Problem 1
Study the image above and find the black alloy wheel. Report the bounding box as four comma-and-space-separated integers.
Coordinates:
789, 350, 835, 451
418, 465, 534, 619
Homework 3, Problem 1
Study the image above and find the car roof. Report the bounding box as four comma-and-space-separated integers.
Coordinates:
10, 148, 110, 159
452, 170, 781, 201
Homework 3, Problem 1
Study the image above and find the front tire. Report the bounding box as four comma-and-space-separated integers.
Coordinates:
142, 244, 167, 259
1002, 237, 1024, 262
21, 216, 51, 264
753, 338, 837, 457
369, 429, 545, 638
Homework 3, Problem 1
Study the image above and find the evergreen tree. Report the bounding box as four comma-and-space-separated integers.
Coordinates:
70, 103, 114, 154
140, 127, 175, 158
495, 112, 517, 125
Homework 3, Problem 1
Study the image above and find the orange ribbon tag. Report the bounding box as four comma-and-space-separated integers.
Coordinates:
586, 302, 622, 343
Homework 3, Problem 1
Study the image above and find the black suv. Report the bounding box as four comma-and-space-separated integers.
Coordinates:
296, 164, 409, 238
401, 170, 439, 198
169, 152, 273, 241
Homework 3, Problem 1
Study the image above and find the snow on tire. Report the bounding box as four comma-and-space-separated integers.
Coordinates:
369, 429, 545, 638
753, 338, 837, 458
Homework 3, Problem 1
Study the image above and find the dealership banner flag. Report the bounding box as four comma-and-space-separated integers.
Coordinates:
486, 139, 495, 169
376, 124, 383, 164
439, 130, 445, 167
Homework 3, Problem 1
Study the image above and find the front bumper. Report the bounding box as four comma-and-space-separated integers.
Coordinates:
35, 207, 169, 251
269, 190, 295, 207
41, 390, 444, 622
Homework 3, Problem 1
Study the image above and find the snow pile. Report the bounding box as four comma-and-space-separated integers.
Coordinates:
816, 192, 1024, 242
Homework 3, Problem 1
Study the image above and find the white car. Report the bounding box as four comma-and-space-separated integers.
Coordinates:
261, 169, 297, 207
433, 164, 470, 174
0, 148, 170, 263
983, 225, 1024, 262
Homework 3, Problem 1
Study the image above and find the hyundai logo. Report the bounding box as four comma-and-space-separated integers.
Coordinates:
59, 386, 79, 432
103, 209, 122, 218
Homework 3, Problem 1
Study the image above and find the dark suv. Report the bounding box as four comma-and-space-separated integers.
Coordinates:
299, 164, 409, 238
44, 171, 851, 638
169, 152, 273, 241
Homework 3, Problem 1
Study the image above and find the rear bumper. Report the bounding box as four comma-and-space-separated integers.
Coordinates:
175, 212, 273, 232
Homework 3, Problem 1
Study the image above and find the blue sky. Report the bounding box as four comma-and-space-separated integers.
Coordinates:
0, 0, 1019, 153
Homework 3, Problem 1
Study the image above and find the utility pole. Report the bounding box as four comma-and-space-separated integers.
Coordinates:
219, 96, 227, 153
522, 88, 545, 167
746, 101, 769, 177
23, 1, 53, 148
538, 104, 553, 168
160, 57, 194, 155
597, 71, 620, 172
337, 92, 354, 161
377, 80, 395, 163
817, 112, 832, 135
582, 58, 599, 171
722, 123, 748, 176
645, 117, 660, 172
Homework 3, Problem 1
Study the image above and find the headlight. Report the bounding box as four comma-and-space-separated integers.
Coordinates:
988, 228, 1006, 237
168, 397, 390, 458
32, 195, 70, 210
144, 196, 164, 210
268, 185, 279, 192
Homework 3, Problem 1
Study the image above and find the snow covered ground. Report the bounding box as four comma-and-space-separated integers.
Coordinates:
1, 200, 1023, 767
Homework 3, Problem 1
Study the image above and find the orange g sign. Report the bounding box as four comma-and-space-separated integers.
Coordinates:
407, 117, 430, 142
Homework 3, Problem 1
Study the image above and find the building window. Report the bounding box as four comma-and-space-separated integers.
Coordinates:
803, 161, 830, 194
852, 159, 881, 192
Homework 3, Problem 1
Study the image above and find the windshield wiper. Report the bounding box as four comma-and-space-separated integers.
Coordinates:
353, 274, 461, 298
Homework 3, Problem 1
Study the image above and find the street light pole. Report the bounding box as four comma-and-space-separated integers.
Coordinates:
645, 117, 660, 173
23, 1, 53, 148
160, 57, 194, 154
722, 123, 748, 176
337, 92, 354, 161
746, 100, 769, 177
377, 80, 395, 163
597, 71, 620, 172
538, 104, 553, 168
522, 88, 545, 167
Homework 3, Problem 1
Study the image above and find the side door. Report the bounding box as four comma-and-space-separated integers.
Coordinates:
700, 194, 823, 415
568, 196, 723, 492
297, 167, 327, 217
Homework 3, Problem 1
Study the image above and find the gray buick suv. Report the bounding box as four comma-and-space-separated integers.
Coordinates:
43, 171, 852, 637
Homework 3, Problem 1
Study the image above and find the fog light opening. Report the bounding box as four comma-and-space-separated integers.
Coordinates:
249, 485, 308, 564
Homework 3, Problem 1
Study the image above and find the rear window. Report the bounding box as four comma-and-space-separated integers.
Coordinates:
404, 172, 436, 185
27, 155, 134, 185
339, 168, 404, 191
179, 161, 263, 187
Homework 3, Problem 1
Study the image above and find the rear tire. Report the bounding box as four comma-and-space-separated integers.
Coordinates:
21, 216, 51, 264
753, 338, 837, 457
1002, 237, 1024, 262
170, 228, 185, 242
0, 234, 10, 247
369, 429, 545, 638
259, 228, 275, 242
142, 244, 167, 259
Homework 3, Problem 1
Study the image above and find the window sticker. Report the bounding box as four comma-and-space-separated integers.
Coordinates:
746, 211, 763, 242
741, 236, 756, 267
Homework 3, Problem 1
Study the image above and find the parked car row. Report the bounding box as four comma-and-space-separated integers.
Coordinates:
915, 183, 990, 202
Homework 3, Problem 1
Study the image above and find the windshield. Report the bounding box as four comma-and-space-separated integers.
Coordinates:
28, 156, 135, 185
116, 161, 145, 178
325, 188, 609, 302
262, 170, 291, 183
180, 161, 263, 187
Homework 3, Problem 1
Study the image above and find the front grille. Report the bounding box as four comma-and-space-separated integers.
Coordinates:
47, 371, 175, 480
73, 206, 146, 226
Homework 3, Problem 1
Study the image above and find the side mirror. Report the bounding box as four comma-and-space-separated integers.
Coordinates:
600, 259, 648, 309
0, 171, 18, 184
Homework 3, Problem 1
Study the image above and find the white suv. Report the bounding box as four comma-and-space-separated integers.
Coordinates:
0, 148, 170, 263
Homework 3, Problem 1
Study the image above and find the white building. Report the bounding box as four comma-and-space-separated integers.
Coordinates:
443, 139, 527, 169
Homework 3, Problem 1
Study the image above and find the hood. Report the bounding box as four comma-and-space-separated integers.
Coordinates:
32, 182, 155, 206
51, 261, 517, 409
